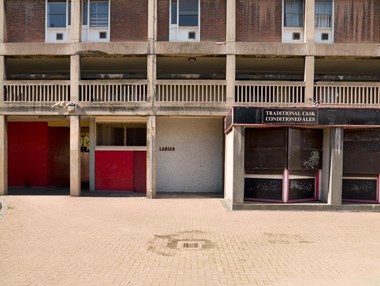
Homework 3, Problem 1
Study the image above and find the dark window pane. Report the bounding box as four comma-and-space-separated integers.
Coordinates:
171, 0, 177, 24
179, 15, 198, 26
48, 1, 66, 28
126, 128, 146, 146
112, 128, 124, 146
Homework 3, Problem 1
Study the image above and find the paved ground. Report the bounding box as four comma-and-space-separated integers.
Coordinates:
1, 196, 380, 286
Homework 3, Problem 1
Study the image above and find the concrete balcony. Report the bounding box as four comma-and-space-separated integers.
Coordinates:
235, 81, 306, 106
156, 79, 227, 105
4, 80, 70, 103
79, 80, 148, 103
314, 82, 380, 107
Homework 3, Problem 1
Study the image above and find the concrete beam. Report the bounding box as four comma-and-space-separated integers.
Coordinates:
224, 126, 245, 210
70, 116, 81, 196
146, 115, 156, 198
0, 115, 7, 195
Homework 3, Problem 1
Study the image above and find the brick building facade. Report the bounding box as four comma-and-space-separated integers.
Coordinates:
1, 0, 380, 210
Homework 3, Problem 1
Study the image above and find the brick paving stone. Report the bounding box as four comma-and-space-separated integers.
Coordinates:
1, 196, 380, 285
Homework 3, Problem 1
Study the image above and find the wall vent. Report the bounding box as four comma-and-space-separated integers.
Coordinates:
188, 31, 196, 40
321, 33, 329, 41
292, 32, 301, 40
99, 32, 107, 39
56, 33, 64, 41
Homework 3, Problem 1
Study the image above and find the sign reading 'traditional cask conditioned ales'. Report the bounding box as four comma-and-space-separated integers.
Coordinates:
263, 109, 318, 124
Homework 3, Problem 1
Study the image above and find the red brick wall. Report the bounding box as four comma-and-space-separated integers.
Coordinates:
157, 0, 170, 41
200, 0, 226, 41
111, 0, 148, 41
334, 0, 380, 43
5, 0, 45, 43
236, 0, 282, 42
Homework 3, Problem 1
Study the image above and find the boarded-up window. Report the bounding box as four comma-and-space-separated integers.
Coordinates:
344, 129, 380, 175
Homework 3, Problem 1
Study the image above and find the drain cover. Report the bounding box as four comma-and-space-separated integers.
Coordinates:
177, 241, 203, 250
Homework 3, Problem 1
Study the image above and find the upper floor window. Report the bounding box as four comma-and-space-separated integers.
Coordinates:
315, 0, 332, 28
172, 0, 199, 27
170, 0, 200, 41
284, 0, 304, 28
47, 0, 67, 28
89, 0, 109, 27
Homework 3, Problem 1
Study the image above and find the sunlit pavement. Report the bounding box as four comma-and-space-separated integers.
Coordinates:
1, 195, 380, 285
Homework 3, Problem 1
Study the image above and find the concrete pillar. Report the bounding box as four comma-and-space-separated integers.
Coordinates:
224, 126, 245, 210
321, 128, 343, 204
226, 0, 236, 43
0, 0, 6, 43
304, 56, 315, 106
70, 116, 81, 196
89, 117, 96, 192
0, 56, 5, 102
70, 55, 80, 103
70, 0, 81, 42
148, 0, 157, 45
147, 55, 156, 105
146, 115, 156, 198
304, 0, 315, 44
0, 116, 7, 195
226, 55, 236, 107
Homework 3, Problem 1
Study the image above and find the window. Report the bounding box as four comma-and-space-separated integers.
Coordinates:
284, 0, 304, 28
315, 0, 332, 28
90, 0, 109, 27
96, 124, 146, 147
171, 0, 199, 27
47, 0, 67, 28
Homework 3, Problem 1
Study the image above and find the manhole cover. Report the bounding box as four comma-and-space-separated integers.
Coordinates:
177, 241, 203, 250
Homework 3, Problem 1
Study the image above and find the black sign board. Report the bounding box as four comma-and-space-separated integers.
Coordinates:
263, 109, 317, 124
342, 179, 377, 201
244, 178, 283, 201
225, 107, 380, 132
288, 179, 315, 200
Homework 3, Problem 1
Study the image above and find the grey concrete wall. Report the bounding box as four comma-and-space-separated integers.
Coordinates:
156, 117, 223, 193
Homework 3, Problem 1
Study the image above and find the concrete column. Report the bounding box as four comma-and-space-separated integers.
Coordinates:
0, 56, 5, 102
0, 116, 7, 195
321, 128, 343, 204
304, 0, 315, 44
226, 55, 236, 107
70, 116, 81, 196
226, 0, 236, 43
147, 55, 156, 105
148, 0, 157, 45
224, 126, 245, 210
146, 115, 156, 198
70, 55, 80, 103
304, 56, 315, 106
0, 0, 6, 43
89, 117, 96, 192
70, 0, 81, 42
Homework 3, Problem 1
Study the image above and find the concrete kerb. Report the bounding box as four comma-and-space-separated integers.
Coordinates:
0, 197, 8, 219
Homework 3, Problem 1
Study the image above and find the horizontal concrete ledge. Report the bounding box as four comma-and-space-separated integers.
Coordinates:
229, 202, 380, 212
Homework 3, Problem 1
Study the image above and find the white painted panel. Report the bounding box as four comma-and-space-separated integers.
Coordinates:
314, 29, 333, 44
282, 28, 304, 43
157, 117, 223, 193
46, 29, 67, 43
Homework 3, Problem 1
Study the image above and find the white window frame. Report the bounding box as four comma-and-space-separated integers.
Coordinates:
169, 0, 201, 42
46, 0, 110, 43
282, 0, 305, 43
314, 0, 334, 44
45, 0, 70, 42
